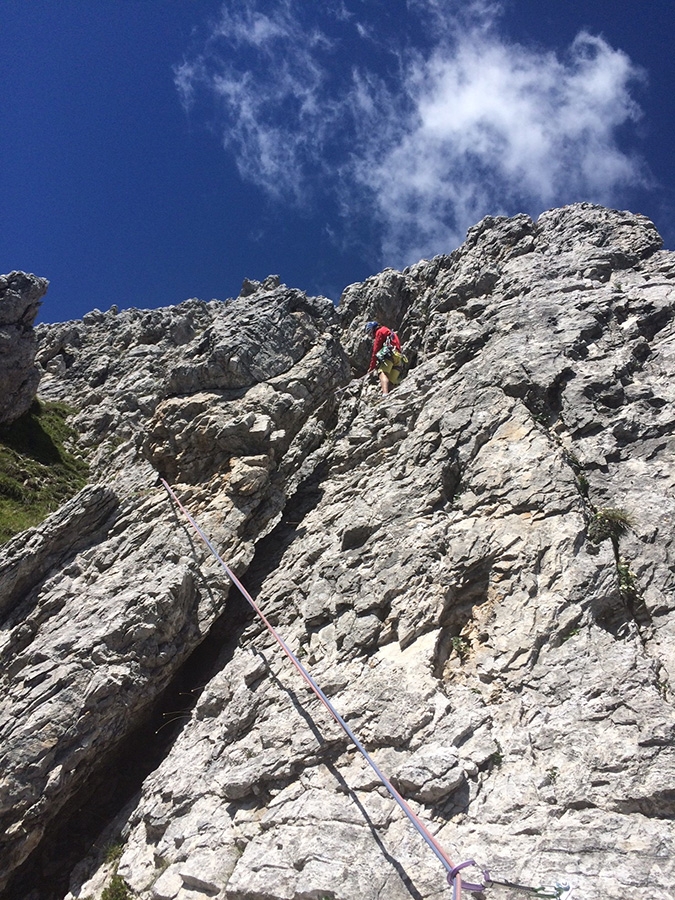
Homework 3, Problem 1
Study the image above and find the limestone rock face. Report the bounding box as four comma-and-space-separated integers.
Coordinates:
1, 281, 346, 893
0, 271, 48, 423
1, 206, 675, 900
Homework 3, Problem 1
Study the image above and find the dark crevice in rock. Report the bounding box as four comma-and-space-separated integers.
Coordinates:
613, 790, 675, 819
341, 524, 374, 552
546, 367, 576, 415
1, 588, 253, 900
321, 395, 341, 434
507, 367, 575, 429
588, 551, 632, 638
433, 560, 495, 679
439, 454, 462, 508
241, 462, 328, 597
621, 572, 654, 636
637, 305, 675, 341
434, 779, 472, 820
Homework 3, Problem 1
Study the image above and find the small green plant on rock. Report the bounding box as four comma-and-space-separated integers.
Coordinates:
587, 509, 650, 630
587, 507, 633, 546
576, 474, 589, 498
656, 674, 670, 700
101, 875, 132, 900
617, 558, 640, 603
451, 635, 470, 662
563, 449, 582, 473
559, 445, 592, 501
561, 627, 580, 643
104, 842, 124, 866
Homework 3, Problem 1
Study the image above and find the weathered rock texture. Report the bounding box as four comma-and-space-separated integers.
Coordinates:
0, 271, 48, 423
1, 206, 674, 900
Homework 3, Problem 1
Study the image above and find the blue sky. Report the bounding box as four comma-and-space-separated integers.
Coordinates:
2, 0, 674, 324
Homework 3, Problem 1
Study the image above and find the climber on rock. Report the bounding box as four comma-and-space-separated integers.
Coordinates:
365, 320, 406, 394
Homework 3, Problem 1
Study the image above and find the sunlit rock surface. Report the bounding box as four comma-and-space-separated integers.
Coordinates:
0, 271, 48, 424
1, 205, 674, 900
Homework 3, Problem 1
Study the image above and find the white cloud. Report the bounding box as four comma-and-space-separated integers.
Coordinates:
361, 26, 648, 261
176, 0, 649, 266
175, 1, 340, 204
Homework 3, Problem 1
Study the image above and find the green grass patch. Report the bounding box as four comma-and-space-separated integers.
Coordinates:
0, 399, 89, 544
104, 842, 125, 866
101, 875, 132, 900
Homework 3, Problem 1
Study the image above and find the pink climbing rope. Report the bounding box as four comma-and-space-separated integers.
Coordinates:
160, 478, 477, 898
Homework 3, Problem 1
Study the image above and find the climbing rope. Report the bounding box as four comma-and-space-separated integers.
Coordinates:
161, 478, 569, 900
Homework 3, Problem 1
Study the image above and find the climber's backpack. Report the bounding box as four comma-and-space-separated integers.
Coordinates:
376, 331, 409, 380
376, 331, 399, 363
393, 348, 410, 379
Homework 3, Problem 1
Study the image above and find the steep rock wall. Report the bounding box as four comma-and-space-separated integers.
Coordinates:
1, 205, 674, 900
0, 271, 48, 423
